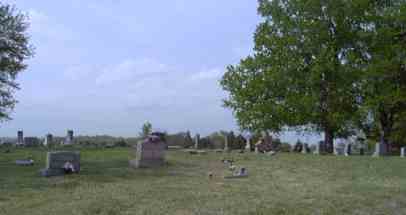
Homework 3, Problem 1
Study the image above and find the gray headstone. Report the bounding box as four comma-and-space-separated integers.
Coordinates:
373, 143, 387, 157
17, 130, 24, 145
224, 134, 230, 151
401, 147, 405, 158
130, 135, 166, 168
194, 134, 200, 149
64, 130, 74, 145
44, 134, 53, 146
40, 151, 80, 177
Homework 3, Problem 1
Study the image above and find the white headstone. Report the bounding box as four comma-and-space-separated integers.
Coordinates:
245, 137, 251, 150
401, 147, 405, 158
194, 134, 200, 149
302, 144, 308, 154
344, 143, 351, 156
313, 142, 320, 155
373, 143, 387, 157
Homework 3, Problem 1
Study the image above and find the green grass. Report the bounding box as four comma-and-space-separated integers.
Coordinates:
1, 148, 406, 215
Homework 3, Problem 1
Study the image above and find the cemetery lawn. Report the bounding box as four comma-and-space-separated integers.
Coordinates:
1, 148, 406, 215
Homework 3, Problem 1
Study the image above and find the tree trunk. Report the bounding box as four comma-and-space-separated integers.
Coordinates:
324, 127, 334, 153
379, 106, 394, 155
379, 126, 392, 155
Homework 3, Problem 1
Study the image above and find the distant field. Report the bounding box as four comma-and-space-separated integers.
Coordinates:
0, 148, 405, 215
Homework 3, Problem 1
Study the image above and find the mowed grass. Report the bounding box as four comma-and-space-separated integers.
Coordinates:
0, 148, 406, 215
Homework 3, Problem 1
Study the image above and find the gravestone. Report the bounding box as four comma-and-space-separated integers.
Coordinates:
245, 137, 251, 151
302, 143, 308, 154
44, 134, 53, 146
334, 141, 345, 155
401, 147, 405, 158
344, 143, 352, 156
40, 151, 80, 177
129, 134, 166, 168
17, 130, 24, 145
194, 134, 200, 149
373, 143, 387, 157
64, 130, 74, 145
313, 142, 320, 155
255, 132, 273, 153
224, 134, 230, 152
16, 159, 34, 166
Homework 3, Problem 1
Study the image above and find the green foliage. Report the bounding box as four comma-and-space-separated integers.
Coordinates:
221, 0, 406, 153
0, 3, 34, 121
221, 0, 368, 146
140, 121, 152, 138
357, 1, 406, 149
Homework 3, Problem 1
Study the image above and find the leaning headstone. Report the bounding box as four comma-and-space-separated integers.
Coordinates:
40, 151, 80, 177
401, 147, 405, 158
129, 134, 166, 168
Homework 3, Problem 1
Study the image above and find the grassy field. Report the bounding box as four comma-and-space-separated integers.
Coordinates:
0, 148, 405, 215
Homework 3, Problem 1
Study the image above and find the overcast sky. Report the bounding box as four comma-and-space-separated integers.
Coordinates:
0, 1, 321, 143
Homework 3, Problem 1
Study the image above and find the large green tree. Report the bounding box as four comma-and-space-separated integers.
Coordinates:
221, 0, 370, 152
359, 1, 406, 153
0, 4, 33, 121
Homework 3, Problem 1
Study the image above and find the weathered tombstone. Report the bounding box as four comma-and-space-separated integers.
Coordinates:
302, 143, 308, 154
64, 130, 74, 145
401, 147, 405, 158
194, 134, 200, 149
224, 167, 248, 179
224, 134, 230, 152
313, 142, 320, 155
373, 143, 387, 157
129, 134, 166, 168
245, 137, 251, 151
334, 140, 345, 155
17, 130, 24, 145
16, 159, 34, 166
43, 134, 53, 146
40, 151, 80, 177
344, 143, 352, 156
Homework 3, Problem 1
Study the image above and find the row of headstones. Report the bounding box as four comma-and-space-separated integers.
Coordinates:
16, 130, 74, 146
304, 142, 406, 157
193, 134, 250, 151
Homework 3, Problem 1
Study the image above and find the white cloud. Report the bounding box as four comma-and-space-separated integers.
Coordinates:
95, 58, 169, 86
190, 68, 224, 81
28, 9, 77, 42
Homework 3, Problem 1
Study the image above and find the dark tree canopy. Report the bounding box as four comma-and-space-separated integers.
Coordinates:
0, 3, 33, 121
